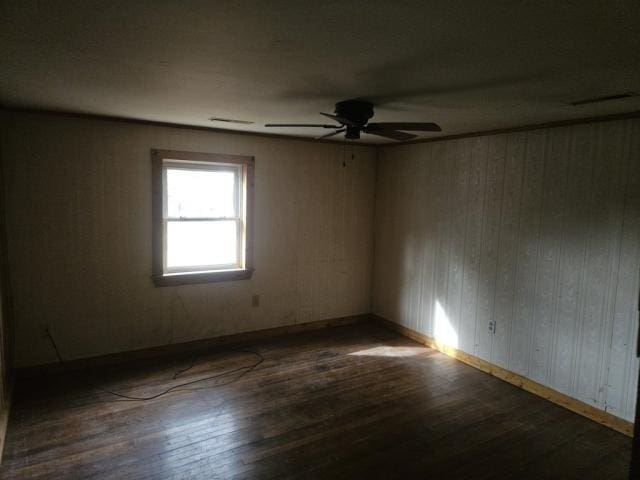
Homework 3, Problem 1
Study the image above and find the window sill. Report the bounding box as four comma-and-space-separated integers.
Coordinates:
152, 268, 254, 287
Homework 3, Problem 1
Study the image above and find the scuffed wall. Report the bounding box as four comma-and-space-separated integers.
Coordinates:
0, 112, 377, 367
373, 119, 640, 422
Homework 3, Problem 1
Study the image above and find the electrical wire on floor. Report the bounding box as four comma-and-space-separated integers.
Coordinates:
45, 328, 264, 402
172, 358, 196, 379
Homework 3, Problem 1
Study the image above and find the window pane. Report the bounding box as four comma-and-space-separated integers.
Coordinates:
167, 168, 236, 218
166, 220, 237, 269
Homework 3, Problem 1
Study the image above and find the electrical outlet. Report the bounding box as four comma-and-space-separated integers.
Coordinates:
251, 295, 260, 308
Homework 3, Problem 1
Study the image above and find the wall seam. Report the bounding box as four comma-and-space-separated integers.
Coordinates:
368, 145, 381, 314
601, 120, 634, 412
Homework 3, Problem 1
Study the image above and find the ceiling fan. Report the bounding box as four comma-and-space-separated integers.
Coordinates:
265, 100, 441, 141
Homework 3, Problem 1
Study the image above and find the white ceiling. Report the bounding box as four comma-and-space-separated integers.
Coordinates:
1, 0, 639, 143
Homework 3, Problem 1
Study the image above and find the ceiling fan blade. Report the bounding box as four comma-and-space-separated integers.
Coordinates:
317, 129, 346, 140
265, 123, 339, 128
319, 112, 357, 127
366, 122, 442, 132
363, 129, 417, 141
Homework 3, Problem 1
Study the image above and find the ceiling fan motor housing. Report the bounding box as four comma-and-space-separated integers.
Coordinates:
335, 100, 374, 126
335, 100, 374, 139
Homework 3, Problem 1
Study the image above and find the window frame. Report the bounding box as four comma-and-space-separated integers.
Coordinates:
163, 161, 242, 274
151, 149, 254, 287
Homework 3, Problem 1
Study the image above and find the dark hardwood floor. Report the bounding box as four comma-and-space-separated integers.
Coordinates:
0, 323, 631, 479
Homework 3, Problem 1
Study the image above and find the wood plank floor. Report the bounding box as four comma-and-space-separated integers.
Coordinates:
0, 323, 632, 479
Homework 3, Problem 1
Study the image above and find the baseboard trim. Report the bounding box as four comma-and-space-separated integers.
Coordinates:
16, 314, 369, 379
374, 315, 634, 437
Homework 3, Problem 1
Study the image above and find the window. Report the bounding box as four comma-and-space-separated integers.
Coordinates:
151, 149, 254, 286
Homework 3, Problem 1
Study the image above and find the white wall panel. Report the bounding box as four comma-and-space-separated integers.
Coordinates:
0, 112, 377, 367
491, 132, 526, 369
529, 127, 570, 386
373, 118, 640, 422
551, 124, 594, 395
603, 120, 640, 418
475, 136, 506, 361
444, 140, 471, 350
458, 138, 487, 354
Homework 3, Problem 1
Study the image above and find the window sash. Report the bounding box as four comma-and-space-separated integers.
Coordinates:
164, 161, 240, 220
162, 160, 244, 274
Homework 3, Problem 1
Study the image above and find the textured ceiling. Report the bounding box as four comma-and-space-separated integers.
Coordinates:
1, 0, 640, 143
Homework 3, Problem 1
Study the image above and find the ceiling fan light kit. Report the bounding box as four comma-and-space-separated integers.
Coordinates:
265, 99, 441, 142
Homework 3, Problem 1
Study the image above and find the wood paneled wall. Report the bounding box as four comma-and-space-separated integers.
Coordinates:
373, 119, 640, 422
0, 112, 377, 367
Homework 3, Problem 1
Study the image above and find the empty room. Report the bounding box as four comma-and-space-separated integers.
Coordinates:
0, 1, 639, 478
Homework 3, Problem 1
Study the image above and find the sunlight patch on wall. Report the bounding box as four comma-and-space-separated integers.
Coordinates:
434, 300, 458, 348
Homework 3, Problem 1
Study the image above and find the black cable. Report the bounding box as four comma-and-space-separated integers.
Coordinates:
45, 328, 264, 401
172, 357, 196, 379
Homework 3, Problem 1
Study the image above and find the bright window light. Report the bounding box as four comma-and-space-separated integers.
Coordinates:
167, 169, 236, 218
163, 161, 243, 274
166, 220, 237, 268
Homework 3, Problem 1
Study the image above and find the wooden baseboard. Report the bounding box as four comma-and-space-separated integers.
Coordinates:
373, 315, 634, 437
16, 314, 369, 379
15, 313, 633, 437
